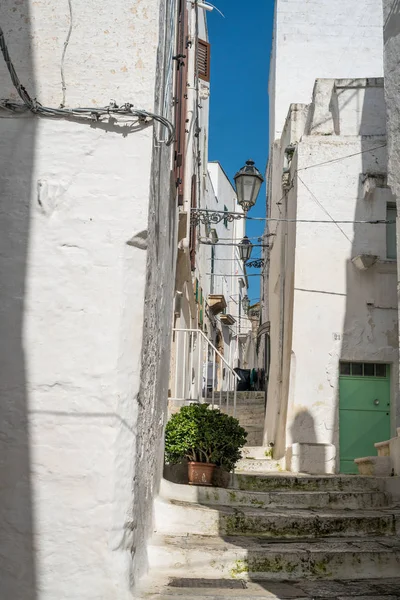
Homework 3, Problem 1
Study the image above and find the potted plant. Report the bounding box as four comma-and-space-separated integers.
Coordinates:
164, 403, 247, 486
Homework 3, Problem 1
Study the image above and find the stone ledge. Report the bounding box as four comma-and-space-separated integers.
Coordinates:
355, 456, 392, 477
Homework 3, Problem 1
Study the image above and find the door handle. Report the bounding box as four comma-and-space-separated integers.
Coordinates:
374, 399, 380, 406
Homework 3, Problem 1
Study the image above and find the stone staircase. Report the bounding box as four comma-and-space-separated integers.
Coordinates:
138, 472, 400, 599
168, 392, 266, 447
219, 392, 265, 447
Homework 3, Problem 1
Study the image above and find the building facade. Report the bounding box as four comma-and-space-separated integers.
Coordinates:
169, 4, 252, 404
261, 0, 398, 474
264, 78, 398, 473
0, 1, 183, 597
269, 0, 384, 143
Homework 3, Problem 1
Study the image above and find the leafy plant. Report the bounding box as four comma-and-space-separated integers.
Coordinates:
165, 403, 247, 472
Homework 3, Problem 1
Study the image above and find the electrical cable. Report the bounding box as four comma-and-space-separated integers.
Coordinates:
196, 209, 394, 225
297, 173, 351, 242
0, 25, 175, 145
297, 143, 387, 172
60, 0, 73, 107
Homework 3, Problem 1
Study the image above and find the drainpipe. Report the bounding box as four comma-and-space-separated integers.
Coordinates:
275, 192, 287, 457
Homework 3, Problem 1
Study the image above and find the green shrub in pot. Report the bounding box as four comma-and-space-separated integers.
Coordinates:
165, 403, 247, 483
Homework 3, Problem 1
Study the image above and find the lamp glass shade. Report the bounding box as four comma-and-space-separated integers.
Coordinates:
242, 295, 250, 314
239, 236, 252, 262
234, 160, 264, 212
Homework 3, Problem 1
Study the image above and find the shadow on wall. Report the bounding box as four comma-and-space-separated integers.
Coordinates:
0, 3, 37, 599
286, 409, 331, 475
384, 0, 400, 45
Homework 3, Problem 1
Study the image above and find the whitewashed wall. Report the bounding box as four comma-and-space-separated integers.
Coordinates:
269, 0, 384, 143
0, 1, 176, 598
265, 79, 399, 472
383, 0, 400, 411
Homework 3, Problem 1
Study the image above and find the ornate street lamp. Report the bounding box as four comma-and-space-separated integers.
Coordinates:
239, 236, 252, 262
241, 295, 250, 314
234, 159, 264, 213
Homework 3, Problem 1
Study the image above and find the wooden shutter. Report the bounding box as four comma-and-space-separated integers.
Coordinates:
197, 39, 210, 82
173, 0, 189, 206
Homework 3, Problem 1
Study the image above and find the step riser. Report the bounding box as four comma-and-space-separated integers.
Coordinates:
155, 501, 396, 538
160, 480, 390, 510
164, 488, 389, 510
221, 512, 395, 538
244, 431, 264, 446
148, 545, 400, 581
235, 475, 385, 493
236, 459, 284, 472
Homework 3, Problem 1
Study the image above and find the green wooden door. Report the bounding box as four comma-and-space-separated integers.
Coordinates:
339, 362, 390, 474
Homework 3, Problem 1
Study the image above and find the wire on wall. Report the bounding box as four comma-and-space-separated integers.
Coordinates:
0, 25, 175, 145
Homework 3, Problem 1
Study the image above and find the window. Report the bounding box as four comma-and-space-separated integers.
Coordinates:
197, 39, 210, 82
340, 362, 387, 378
386, 202, 396, 260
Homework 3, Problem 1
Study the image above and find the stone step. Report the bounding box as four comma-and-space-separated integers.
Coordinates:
159, 479, 390, 510
139, 577, 400, 599
235, 458, 284, 473
375, 440, 391, 457
148, 535, 400, 581
208, 392, 265, 402
355, 456, 392, 477
241, 447, 273, 459
154, 499, 399, 538
234, 473, 386, 493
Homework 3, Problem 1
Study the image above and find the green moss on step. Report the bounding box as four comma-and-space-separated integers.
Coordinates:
309, 558, 332, 578
230, 559, 249, 578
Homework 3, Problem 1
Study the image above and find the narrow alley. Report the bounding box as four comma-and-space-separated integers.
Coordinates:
1, 1, 400, 599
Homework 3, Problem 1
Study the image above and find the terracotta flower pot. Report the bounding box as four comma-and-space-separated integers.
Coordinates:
188, 461, 215, 486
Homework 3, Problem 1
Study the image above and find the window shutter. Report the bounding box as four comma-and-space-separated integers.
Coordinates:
197, 40, 210, 82
173, 0, 189, 206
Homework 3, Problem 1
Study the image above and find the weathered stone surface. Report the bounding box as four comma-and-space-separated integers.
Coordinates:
159, 478, 390, 511
141, 577, 400, 599
154, 497, 399, 539
147, 535, 400, 582
234, 474, 385, 493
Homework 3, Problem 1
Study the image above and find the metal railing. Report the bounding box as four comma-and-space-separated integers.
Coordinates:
171, 328, 239, 416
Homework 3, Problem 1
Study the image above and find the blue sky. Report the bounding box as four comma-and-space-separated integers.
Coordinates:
207, 0, 275, 303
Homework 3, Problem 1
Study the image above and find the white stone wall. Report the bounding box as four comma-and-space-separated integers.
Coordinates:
383, 1, 400, 418
270, 0, 384, 143
0, 0, 176, 597
265, 79, 399, 472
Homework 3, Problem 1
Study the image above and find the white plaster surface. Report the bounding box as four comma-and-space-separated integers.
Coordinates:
0, 1, 176, 598
264, 79, 399, 472
270, 0, 384, 142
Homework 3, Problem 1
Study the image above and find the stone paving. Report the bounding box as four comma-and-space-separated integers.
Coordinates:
139, 473, 400, 599
143, 577, 400, 598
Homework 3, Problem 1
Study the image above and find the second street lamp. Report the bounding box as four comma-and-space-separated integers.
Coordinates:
241, 295, 250, 314
239, 236, 253, 262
